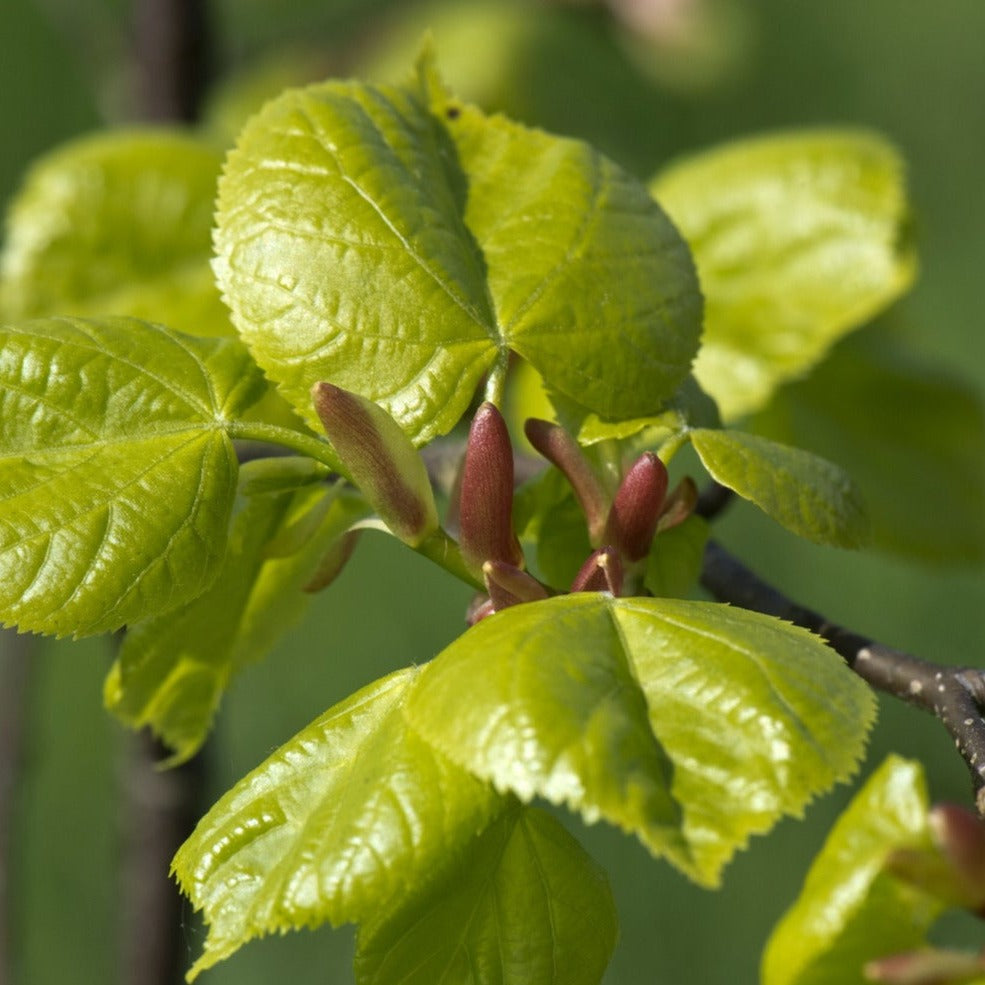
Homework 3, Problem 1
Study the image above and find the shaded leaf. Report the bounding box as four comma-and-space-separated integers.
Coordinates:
173, 668, 501, 981
755, 330, 985, 564
104, 485, 368, 763
0, 316, 265, 636
762, 756, 942, 985
644, 514, 709, 598
355, 805, 617, 985
0, 130, 232, 338
652, 130, 915, 420
690, 428, 869, 548
406, 593, 874, 886
214, 60, 701, 443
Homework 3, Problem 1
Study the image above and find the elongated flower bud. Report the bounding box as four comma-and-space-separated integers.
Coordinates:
931, 804, 985, 910
311, 383, 438, 547
604, 452, 668, 562
459, 402, 523, 576
524, 418, 610, 544
570, 546, 623, 595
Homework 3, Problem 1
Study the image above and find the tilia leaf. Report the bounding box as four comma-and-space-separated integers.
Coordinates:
406, 593, 874, 886
652, 129, 915, 420
214, 60, 701, 444
762, 756, 941, 985
690, 428, 869, 548
104, 484, 369, 764
0, 130, 233, 338
355, 804, 618, 985
173, 667, 502, 981
0, 316, 265, 636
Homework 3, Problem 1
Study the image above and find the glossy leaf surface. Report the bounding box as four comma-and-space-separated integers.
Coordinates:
355, 804, 617, 985
407, 593, 874, 885
652, 130, 914, 420
0, 316, 265, 636
174, 668, 501, 980
755, 331, 985, 563
690, 428, 868, 548
104, 485, 367, 763
762, 756, 940, 985
0, 130, 232, 338
214, 63, 701, 442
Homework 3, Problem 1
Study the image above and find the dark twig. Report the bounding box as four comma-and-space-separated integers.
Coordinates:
695, 480, 735, 523
132, 0, 211, 123
701, 539, 985, 814
0, 631, 35, 985
118, 2, 214, 984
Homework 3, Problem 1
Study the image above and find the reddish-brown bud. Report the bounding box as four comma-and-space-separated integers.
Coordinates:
865, 947, 985, 984
303, 530, 361, 593
482, 560, 549, 612
311, 383, 438, 547
458, 403, 523, 576
931, 804, 985, 908
657, 476, 698, 533
524, 418, 610, 544
570, 547, 624, 595
603, 452, 668, 562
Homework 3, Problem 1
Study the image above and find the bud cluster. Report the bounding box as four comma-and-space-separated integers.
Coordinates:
308, 383, 698, 623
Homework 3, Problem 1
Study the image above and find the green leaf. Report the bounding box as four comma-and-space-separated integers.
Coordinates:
0, 130, 233, 338
690, 428, 869, 548
237, 455, 332, 496
173, 667, 502, 981
406, 593, 874, 886
104, 484, 367, 763
755, 330, 985, 564
644, 514, 709, 598
0, 316, 266, 637
214, 61, 701, 443
652, 130, 915, 420
355, 804, 618, 985
762, 756, 941, 985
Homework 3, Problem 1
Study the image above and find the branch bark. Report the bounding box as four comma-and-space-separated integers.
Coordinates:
700, 539, 985, 814
0, 631, 35, 985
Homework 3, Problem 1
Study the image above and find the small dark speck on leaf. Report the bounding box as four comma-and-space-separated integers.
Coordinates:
446, 106, 461, 120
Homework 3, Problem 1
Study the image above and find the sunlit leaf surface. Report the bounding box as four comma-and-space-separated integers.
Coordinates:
407, 593, 874, 885
0, 316, 265, 636
214, 61, 701, 443
652, 130, 914, 420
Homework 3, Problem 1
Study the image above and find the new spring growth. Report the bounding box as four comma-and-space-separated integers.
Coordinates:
310, 382, 438, 547
570, 547, 624, 595
482, 560, 550, 612
524, 418, 610, 545
865, 948, 985, 985
604, 452, 669, 562
886, 803, 985, 913
458, 402, 524, 578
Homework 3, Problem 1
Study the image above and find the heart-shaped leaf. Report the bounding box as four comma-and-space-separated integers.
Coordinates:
355, 804, 618, 985
652, 130, 914, 420
0, 130, 232, 338
690, 428, 869, 548
406, 593, 875, 886
214, 61, 701, 443
173, 667, 502, 980
0, 316, 265, 636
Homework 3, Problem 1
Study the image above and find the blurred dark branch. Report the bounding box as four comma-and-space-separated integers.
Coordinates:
132, 0, 211, 123
119, 3, 214, 985
701, 540, 985, 814
0, 632, 35, 985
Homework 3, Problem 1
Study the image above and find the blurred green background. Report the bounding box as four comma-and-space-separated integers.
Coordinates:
2, 0, 984, 982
